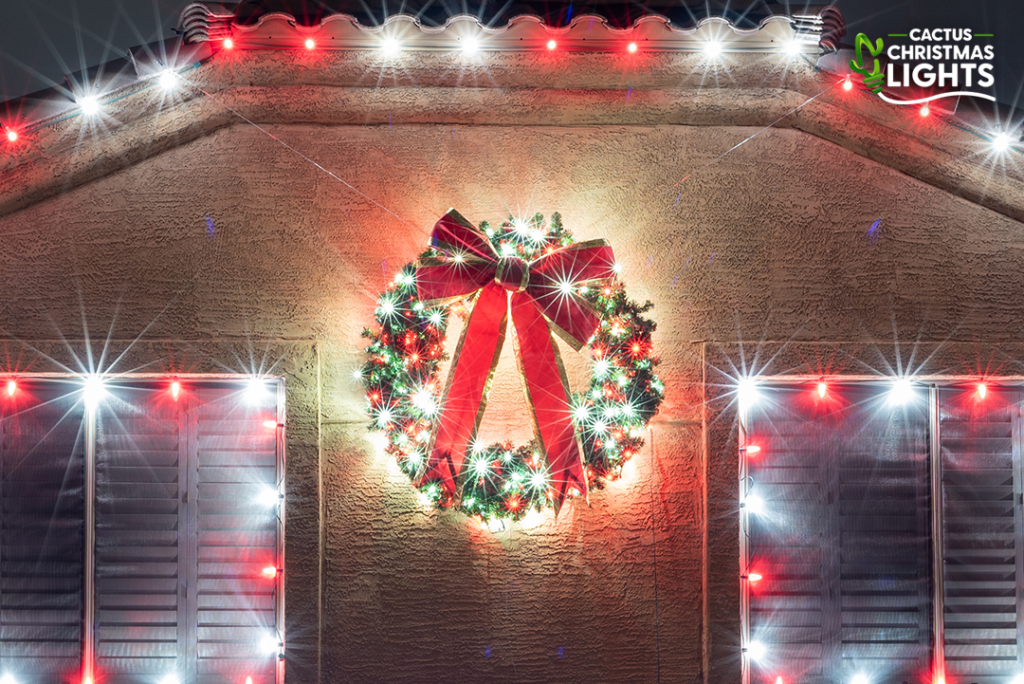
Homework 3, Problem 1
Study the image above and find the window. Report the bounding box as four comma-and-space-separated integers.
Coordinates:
0, 378, 283, 684
741, 382, 1024, 684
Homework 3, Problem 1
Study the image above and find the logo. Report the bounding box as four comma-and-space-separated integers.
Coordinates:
850, 30, 996, 105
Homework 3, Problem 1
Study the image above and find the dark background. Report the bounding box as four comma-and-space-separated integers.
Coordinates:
0, 0, 1021, 108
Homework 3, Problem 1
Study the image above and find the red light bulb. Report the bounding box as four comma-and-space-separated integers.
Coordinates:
263, 420, 279, 429
305, 38, 315, 50
978, 383, 988, 399
5, 129, 16, 142
843, 75, 853, 91
262, 566, 279, 578
627, 42, 638, 53
744, 445, 761, 455
748, 572, 762, 583
920, 104, 930, 117
5, 380, 15, 397
817, 381, 827, 398
170, 380, 181, 400
223, 37, 234, 49
547, 39, 557, 50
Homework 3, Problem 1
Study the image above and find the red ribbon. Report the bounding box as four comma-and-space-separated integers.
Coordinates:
414, 210, 616, 510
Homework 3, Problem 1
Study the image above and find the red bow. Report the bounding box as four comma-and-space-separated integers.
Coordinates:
414, 210, 616, 510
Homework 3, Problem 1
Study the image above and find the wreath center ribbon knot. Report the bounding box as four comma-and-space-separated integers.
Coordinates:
414, 210, 617, 511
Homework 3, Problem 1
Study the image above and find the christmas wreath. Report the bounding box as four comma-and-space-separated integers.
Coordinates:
360, 210, 663, 526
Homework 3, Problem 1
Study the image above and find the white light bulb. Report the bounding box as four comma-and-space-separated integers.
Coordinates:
0, 674, 17, 684
850, 674, 869, 684
704, 40, 722, 57
83, 376, 105, 407
160, 675, 179, 684
746, 640, 766, 661
257, 486, 282, 507
381, 37, 401, 56
462, 37, 479, 54
247, 378, 269, 403
260, 634, 281, 655
889, 378, 914, 405
992, 132, 1013, 152
737, 379, 759, 408
158, 69, 178, 91
78, 95, 100, 115
784, 40, 801, 56
744, 494, 763, 515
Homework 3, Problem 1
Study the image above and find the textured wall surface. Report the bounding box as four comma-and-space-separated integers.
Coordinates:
1, 48, 1022, 684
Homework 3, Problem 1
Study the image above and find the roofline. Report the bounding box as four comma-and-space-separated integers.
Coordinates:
0, 50, 1021, 228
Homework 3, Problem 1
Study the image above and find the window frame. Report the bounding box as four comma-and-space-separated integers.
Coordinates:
1, 373, 286, 684
736, 376, 1020, 684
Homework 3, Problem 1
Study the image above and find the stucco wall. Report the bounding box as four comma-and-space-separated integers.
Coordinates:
1, 49, 1023, 684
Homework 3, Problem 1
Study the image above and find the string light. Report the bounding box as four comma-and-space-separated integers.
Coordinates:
263, 420, 279, 429
157, 69, 178, 91
257, 486, 282, 507
783, 40, 801, 56
246, 678, 253, 684
747, 572, 762, 583
889, 378, 914, 405
5, 380, 14, 397
977, 382, 988, 399
992, 132, 1013, 152
746, 640, 766, 661
381, 37, 401, 56
851, 674, 869, 684
627, 42, 638, 53
78, 95, 100, 116
83, 375, 105, 407
223, 37, 234, 49
776, 677, 784, 684
843, 75, 853, 91
744, 445, 761, 455
246, 378, 269, 403
260, 634, 281, 655
262, 566, 279, 578
462, 37, 479, 54
737, 378, 759, 407
305, 38, 316, 50
170, 380, 181, 400
5, 129, 16, 142
920, 104, 930, 117
743, 494, 763, 515
0, 673, 17, 684
547, 39, 557, 50
817, 380, 827, 398
160, 676, 179, 684
704, 40, 722, 57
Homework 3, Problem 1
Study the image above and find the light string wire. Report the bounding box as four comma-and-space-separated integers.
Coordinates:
188, 82, 421, 232
672, 82, 838, 189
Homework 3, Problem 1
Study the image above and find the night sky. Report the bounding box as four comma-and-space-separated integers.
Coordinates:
0, 0, 1021, 108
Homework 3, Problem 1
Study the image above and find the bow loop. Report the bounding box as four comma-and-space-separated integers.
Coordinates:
413, 211, 615, 511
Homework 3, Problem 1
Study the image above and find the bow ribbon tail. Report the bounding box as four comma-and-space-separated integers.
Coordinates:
510, 292, 589, 514
416, 282, 508, 499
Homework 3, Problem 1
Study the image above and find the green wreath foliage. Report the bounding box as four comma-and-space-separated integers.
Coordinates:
360, 213, 664, 525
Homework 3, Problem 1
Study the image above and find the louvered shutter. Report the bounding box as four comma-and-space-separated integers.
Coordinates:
748, 385, 932, 684
0, 381, 84, 683
192, 385, 278, 684
93, 381, 280, 683
939, 387, 1023, 682
95, 384, 187, 682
